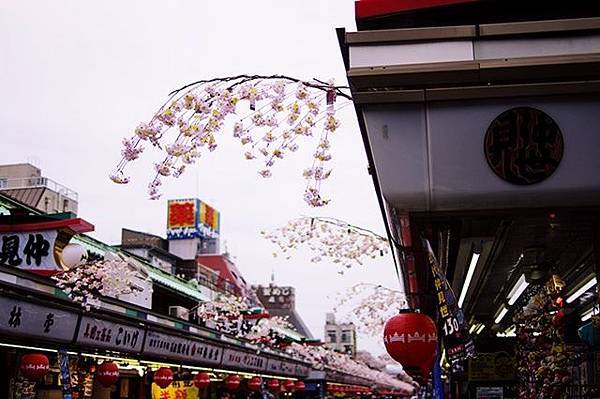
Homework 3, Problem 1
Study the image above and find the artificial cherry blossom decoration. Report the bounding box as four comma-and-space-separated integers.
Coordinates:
244, 315, 295, 344
285, 343, 417, 394
52, 259, 143, 310
262, 217, 390, 270
110, 75, 352, 207
334, 283, 408, 336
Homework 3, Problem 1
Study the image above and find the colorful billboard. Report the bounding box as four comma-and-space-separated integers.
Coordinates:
167, 199, 220, 240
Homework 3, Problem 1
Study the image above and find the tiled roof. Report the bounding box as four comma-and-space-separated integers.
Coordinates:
0, 188, 45, 210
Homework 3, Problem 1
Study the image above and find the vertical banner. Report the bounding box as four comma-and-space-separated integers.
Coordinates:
433, 351, 445, 399
58, 349, 73, 399
423, 239, 475, 363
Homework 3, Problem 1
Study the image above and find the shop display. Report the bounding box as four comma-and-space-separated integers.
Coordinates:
295, 380, 305, 391
513, 276, 570, 398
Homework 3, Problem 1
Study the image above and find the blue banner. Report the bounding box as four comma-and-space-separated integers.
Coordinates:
58, 348, 73, 399
433, 351, 445, 399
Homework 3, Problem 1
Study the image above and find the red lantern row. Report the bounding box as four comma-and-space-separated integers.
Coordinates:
19, 354, 305, 394
327, 384, 370, 394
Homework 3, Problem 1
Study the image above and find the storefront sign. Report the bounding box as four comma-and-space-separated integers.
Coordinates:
76, 316, 143, 353
0, 231, 59, 272
221, 348, 267, 371
484, 107, 563, 186
0, 218, 94, 275
167, 199, 220, 240
295, 363, 310, 377
424, 239, 475, 363
267, 358, 296, 375
143, 331, 223, 365
468, 352, 515, 381
152, 380, 199, 399
0, 296, 78, 342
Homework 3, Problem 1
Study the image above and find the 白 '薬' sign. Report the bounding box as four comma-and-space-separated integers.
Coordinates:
166, 199, 220, 240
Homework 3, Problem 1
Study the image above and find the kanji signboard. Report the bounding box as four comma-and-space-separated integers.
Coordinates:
167, 199, 220, 240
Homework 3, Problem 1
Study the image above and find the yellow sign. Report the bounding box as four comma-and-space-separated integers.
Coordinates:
152, 381, 200, 399
468, 352, 515, 381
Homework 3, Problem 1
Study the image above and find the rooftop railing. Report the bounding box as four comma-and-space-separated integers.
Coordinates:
0, 176, 78, 201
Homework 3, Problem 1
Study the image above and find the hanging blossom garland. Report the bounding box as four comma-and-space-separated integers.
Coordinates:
245, 315, 296, 344
53, 259, 143, 310
195, 295, 296, 343
262, 216, 390, 270
196, 294, 249, 332
333, 283, 408, 336
285, 343, 418, 393
110, 75, 352, 207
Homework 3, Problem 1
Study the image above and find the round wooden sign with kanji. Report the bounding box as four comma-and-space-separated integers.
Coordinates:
484, 107, 564, 185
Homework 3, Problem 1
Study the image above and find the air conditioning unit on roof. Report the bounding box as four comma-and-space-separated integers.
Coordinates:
169, 306, 189, 321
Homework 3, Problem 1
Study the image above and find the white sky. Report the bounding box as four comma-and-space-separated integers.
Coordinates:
0, 1, 401, 354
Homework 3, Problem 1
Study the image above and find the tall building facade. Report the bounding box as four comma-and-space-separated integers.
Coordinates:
252, 282, 313, 339
0, 163, 78, 214
324, 313, 357, 357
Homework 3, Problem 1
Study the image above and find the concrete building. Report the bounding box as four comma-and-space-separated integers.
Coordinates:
0, 163, 78, 214
252, 281, 313, 339
324, 312, 357, 357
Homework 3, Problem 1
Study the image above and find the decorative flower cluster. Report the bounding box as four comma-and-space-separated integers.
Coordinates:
195, 294, 295, 344
110, 75, 351, 206
262, 217, 390, 270
53, 259, 143, 310
244, 315, 295, 345
285, 343, 417, 393
334, 283, 408, 336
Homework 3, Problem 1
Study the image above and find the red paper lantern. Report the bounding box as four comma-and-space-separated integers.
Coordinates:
194, 372, 211, 389
552, 310, 566, 327
267, 379, 280, 392
248, 376, 262, 391
294, 381, 305, 391
154, 367, 174, 389
284, 380, 296, 391
383, 311, 438, 380
96, 362, 119, 387
20, 353, 49, 380
225, 375, 241, 391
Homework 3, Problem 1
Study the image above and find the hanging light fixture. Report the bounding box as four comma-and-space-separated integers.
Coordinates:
507, 274, 529, 305
566, 275, 597, 304
458, 251, 481, 308
494, 305, 508, 324
581, 307, 595, 322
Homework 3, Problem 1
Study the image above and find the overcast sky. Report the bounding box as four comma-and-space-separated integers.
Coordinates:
0, 1, 401, 354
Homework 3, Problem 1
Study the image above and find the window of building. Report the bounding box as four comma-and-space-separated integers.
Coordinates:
341, 330, 351, 343
327, 330, 337, 343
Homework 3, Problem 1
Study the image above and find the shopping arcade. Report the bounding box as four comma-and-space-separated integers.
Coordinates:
340, 0, 600, 397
